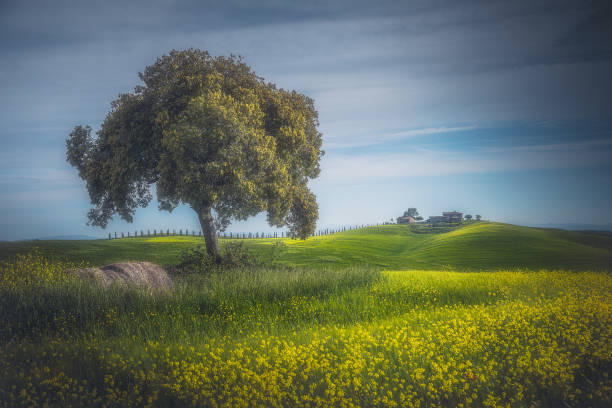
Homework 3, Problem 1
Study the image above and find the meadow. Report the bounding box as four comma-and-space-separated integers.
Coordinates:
2, 222, 612, 270
0, 223, 611, 407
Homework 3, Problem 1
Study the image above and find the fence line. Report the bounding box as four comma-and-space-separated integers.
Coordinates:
107, 223, 389, 240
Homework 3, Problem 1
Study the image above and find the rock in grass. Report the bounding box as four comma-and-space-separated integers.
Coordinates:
70, 262, 173, 292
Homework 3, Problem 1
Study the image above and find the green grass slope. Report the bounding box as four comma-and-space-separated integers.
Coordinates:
1, 222, 611, 270
276, 222, 612, 270
404, 223, 612, 270
0, 236, 197, 266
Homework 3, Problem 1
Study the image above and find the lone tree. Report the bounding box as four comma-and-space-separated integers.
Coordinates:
66, 49, 323, 262
403, 208, 419, 218
465, 214, 473, 221
475, 214, 482, 221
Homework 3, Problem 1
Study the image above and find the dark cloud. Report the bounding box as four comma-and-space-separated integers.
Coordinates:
2, 0, 610, 69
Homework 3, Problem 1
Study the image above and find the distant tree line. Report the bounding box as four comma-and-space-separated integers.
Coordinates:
464, 214, 482, 221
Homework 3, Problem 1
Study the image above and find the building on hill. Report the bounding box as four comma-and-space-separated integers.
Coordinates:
427, 211, 464, 224
397, 215, 415, 224
443, 211, 463, 223
428, 216, 448, 224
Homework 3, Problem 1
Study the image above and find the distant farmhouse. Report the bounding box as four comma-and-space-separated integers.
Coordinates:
397, 215, 415, 224
428, 211, 463, 224
443, 211, 463, 223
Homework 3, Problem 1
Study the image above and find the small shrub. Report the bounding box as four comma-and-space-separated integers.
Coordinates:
171, 246, 215, 275
170, 241, 287, 274
270, 241, 288, 260
222, 241, 256, 268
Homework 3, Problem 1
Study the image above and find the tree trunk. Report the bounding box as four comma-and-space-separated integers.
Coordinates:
197, 207, 221, 263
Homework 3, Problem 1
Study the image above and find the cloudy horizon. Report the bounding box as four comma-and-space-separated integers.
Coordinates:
1, 0, 611, 240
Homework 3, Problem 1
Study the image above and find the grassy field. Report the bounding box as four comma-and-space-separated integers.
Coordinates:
0, 223, 611, 407
1, 222, 611, 270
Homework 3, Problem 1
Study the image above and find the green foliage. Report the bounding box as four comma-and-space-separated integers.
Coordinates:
170, 245, 215, 275
403, 207, 419, 217
266, 240, 288, 263
221, 241, 257, 268
173, 241, 259, 272
66, 49, 323, 258
65, 125, 94, 180
171, 240, 289, 274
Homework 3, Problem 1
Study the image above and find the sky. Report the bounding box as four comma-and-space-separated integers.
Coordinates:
0, 0, 611, 240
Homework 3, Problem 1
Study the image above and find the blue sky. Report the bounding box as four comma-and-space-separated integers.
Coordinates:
1, 0, 611, 239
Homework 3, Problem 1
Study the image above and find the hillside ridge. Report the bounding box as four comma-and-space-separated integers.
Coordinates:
0, 222, 611, 270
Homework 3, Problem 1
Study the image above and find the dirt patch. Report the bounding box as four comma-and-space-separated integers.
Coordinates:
70, 262, 173, 292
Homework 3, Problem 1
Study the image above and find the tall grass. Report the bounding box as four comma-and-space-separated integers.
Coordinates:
0, 252, 610, 407
4, 253, 602, 343
0, 252, 381, 342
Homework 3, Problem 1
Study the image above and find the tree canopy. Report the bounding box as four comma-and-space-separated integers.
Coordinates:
66, 49, 323, 260
403, 208, 419, 218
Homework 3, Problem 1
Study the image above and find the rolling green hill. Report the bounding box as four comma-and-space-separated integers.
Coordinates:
1, 222, 611, 270
275, 222, 612, 270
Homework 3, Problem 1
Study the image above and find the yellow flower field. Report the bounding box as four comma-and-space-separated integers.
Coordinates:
0, 253, 610, 407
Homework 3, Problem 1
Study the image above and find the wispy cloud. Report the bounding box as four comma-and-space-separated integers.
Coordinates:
481, 138, 612, 153
324, 125, 478, 149
390, 126, 478, 139
319, 139, 612, 183
0, 188, 85, 205
0, 168, 79, 201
